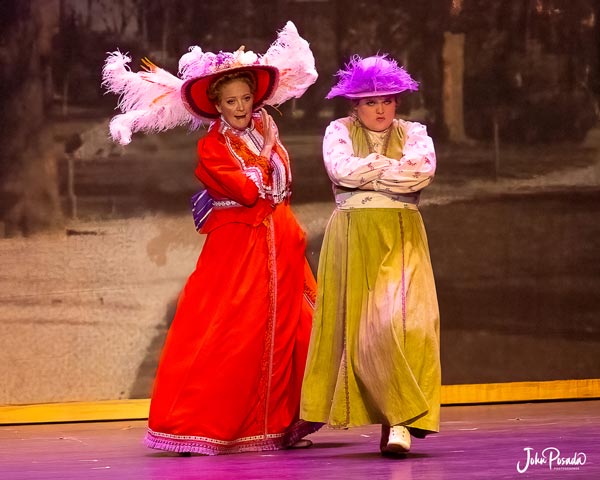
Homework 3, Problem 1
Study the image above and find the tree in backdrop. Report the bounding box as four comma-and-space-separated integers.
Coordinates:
330, 0, 599, 143
4, 0, 599, 235
49, 0, 600, 142
0, 0, 63, 236
461, 0, 599, 142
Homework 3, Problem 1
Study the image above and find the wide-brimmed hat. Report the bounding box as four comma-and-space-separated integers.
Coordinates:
180, 48, 280, 120
326, 54, 418, 99
102, 21, 317, 145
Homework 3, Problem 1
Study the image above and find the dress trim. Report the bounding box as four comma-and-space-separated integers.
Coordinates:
398, 212, 407, 346
212, 199, 242, 208
303, 277, 317, 309
342, 214, 351, 427
263, 214, 278, 434
144, 420, 321, 456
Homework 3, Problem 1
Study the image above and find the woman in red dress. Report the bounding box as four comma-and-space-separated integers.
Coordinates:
146, 67, 320, 454
102, 23, 321, 455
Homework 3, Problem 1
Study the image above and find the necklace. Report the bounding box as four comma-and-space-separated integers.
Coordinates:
359, 121, 392, 155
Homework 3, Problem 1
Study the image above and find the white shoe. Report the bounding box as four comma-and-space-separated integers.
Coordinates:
381, 425, 411, 454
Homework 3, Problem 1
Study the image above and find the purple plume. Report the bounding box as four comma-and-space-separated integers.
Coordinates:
326, 54, 419, 99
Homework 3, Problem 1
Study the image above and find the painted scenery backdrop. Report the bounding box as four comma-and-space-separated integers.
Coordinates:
1, 0, 599, 405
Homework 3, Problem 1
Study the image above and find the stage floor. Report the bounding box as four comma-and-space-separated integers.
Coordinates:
1, 400, 598, 479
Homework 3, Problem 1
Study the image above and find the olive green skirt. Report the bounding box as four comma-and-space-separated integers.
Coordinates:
300, 207, 440, 435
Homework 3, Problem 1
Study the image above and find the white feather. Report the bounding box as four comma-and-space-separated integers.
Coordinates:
102, 51, 199, 145
261, 21, 318, 106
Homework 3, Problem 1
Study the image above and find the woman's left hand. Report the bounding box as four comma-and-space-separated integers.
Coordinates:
260, 108, 275, 158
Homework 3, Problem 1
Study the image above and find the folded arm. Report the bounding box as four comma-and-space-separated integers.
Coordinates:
322, 119, 436, 194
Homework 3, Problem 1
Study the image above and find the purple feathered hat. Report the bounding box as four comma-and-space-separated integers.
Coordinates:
326, 54, 419, 99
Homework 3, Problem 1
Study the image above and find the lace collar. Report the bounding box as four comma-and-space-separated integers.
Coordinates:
217, 116, 257, 137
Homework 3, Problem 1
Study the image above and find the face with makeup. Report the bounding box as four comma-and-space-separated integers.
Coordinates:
354, 95, 397, 132
214, 79, 255, 130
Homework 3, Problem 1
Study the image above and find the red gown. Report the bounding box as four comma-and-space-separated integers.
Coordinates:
144, 116, 320, 455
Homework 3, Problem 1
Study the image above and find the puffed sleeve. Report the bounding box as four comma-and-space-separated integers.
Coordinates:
323, 119, 395, 188
195, 135, 260, 206
322, 118, 436, 194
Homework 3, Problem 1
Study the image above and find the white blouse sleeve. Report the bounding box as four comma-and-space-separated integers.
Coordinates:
322, 118, 436, 193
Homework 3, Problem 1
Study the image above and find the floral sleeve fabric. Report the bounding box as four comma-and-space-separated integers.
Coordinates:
322, 118, 436, 194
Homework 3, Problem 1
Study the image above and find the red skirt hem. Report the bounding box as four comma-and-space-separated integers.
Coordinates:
144, 420, 323, 456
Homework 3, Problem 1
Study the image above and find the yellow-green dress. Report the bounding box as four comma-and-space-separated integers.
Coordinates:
300, 117, 440, 437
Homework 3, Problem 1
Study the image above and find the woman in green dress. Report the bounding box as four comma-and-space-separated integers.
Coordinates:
301, 54, 440, 455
